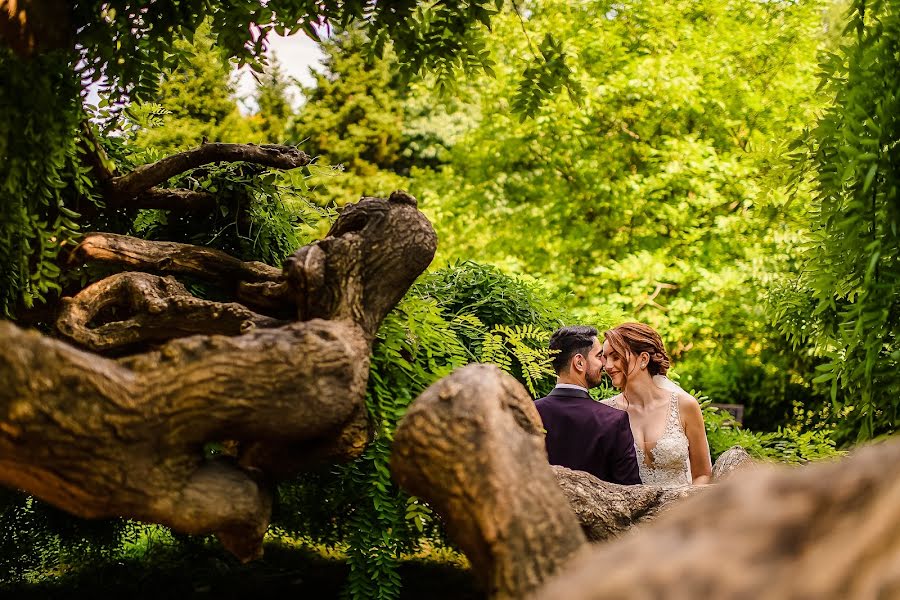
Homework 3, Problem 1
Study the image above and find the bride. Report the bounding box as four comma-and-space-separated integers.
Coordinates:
600, 322, 712, 486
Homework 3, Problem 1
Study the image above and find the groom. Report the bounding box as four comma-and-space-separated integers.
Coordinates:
534, 325, 641, 485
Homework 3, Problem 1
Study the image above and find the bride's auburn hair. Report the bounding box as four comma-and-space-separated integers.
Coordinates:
603, 322, 671, 377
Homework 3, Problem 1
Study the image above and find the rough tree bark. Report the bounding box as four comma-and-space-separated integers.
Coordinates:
551, 466, 700, 542
56, 272, 286, 351
69, 232, 282, 284
551, 444, 754, 543
393, 364, 900, 600
391, 364, 589, 600
0, 190, 436, 562
535, 438, 899, 600
552, 445, 755, 542
101, 143, 311, 210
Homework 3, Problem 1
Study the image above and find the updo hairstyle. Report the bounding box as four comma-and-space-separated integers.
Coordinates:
603, 322, 671, 377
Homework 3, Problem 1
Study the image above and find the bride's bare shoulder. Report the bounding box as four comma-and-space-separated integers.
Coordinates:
675, 390, 700, 405
601, 393, 625, 410
676, 390, 704, 419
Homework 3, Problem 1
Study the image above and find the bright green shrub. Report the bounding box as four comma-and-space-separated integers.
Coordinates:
702, 400, 840, 464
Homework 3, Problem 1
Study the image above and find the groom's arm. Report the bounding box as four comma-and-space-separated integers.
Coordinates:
610, 412, 642, 485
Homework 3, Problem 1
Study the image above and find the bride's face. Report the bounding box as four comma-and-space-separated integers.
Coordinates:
601, 340, 636, 389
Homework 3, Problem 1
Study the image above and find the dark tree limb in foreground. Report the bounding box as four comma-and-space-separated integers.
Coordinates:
0, 192, 436, 562
393, 365, 899, 600
535, 438, 899, 600
553, 445, 754, 542
552, 466, 700, 542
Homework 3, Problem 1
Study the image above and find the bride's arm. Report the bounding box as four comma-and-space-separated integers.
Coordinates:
680, 394, 713, 485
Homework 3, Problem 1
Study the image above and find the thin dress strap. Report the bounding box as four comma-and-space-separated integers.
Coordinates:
665, 391, 681, 433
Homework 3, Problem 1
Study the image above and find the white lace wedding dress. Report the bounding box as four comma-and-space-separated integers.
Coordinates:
602, 391, 692, 487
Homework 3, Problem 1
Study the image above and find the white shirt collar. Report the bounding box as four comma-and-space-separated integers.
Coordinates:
555, 383, 589, 393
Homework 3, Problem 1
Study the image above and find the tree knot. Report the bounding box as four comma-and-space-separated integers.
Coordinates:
389, 190, 418, 207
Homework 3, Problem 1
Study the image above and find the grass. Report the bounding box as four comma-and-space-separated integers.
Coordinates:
0, 530, 483, 599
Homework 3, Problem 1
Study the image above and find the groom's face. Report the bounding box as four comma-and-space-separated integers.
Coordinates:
580, 337, 605, 389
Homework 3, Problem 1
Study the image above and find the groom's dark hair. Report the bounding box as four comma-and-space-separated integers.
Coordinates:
549, 325, 598, 374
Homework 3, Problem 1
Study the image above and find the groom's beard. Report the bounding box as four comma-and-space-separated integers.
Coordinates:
585, 369, 604, 389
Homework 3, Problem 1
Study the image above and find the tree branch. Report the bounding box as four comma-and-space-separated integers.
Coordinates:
78, 120, 115, 184
534, 440, 900, 599
0, 194, 437, 561
286, 190, 437, 337
69, 232, 283, 284
552, 466, 701, 542
55, 272, 286, 351
106, 143, 311, 203
236, 280, 294, 315
0, 318, 367, 562
132, 187, 218, 212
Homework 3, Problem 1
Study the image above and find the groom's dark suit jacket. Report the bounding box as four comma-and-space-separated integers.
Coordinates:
535, 387, 641, 485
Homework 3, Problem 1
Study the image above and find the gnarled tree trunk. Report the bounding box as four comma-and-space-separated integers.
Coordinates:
0, 190, 436, 562
391, 364, 588, 599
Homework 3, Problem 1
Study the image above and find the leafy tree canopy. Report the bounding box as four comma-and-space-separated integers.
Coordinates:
4, 0, 573, 108
410, 0, 833, 428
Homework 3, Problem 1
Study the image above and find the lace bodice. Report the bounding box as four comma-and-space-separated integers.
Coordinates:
603, 393, 691, 487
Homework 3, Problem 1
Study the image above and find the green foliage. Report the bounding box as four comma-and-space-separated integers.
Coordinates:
770, 0, 900, 443
342, 294, 470, 600
287, 27, 411, 205
1, 0, 582, 314
512, 33, 584, 119
253, 57, 294, 142
287, 25, 490, 205
414, 260, 567, 330
156, 23, 236, 124
70, 0, 558, 109
101, 102, 330, 269
480, 324, 556, 396
702, 401, 841, 464
384, 0, 497, 94
0, 491, 145, 584
130, 162, 326, 267
0, 49, 96, 316
130, 23, 257, 153
676, 346, 831, 432
413, 260, 590, 397
415, 0, 832, 429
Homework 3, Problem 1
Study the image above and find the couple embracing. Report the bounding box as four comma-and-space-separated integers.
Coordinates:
535, 323, 712, 487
